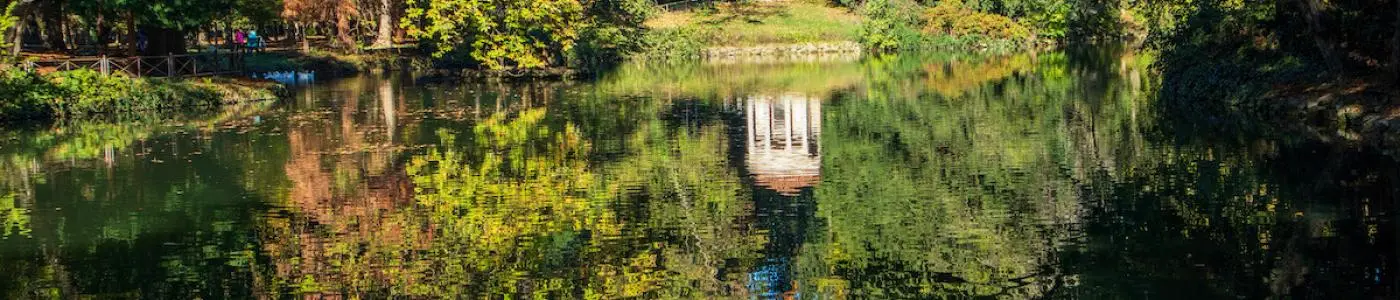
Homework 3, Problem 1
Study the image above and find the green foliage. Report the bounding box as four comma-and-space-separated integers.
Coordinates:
859, 0, 1039, 52
0, 70, 282, 121
631, 28, 707, 61
0, 1, 17, 58
44, 70, 225, 117
570, 0, 657, 69
68, 0, 236, 30
1153, 1, 1325, 118
403, 0, 658, 70
923, 0, 1032, 43
858, 0, 924, 52
0, 68, 58, 120
961, 0, 1070, 39
403, 0, 586, 70
851, 0, 1187, 49
0, 192, 29, 237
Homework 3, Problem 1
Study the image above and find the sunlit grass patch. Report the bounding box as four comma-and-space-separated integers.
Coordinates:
644, 0, 861, 46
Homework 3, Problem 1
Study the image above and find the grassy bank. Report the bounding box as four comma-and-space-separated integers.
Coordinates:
633, 0, 1061, 59
646, 1, 862, 46
245, 50, 432, 75
0, 69, 284, 122
637, 1, 862, 59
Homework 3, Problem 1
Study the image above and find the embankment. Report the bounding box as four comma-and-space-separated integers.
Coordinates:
0, 69, 285, 122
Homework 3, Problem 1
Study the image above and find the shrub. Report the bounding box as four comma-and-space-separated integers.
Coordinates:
0, 69, 56, 120
632, 28, 707, 61
0, 69, 277, 122
46, 69, 148, 116
858, 0, 924, 52
572, 24, 643, 71
922, 0, 1033, 43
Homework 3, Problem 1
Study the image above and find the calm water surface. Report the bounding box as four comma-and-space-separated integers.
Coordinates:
2, 48, 1398, 299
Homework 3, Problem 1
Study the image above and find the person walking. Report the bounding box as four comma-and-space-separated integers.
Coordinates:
136, 30, 148, 53
247, 30, 260, 52
234, 29, 247, 53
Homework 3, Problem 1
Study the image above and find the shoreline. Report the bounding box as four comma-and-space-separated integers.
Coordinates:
0, 72, 287, 124
1262, 80, 1400, 157
701, 42, 863, 58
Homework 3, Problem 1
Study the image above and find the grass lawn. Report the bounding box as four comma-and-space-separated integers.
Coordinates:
645, 0, 862, 46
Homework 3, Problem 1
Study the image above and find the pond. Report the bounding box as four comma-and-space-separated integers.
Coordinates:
1, 47, 1398, 299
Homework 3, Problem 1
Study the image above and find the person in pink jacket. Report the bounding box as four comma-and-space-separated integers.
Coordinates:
234, 30, 247, 52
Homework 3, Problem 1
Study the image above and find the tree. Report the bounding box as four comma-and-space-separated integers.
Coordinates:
4, 0, 29, 56
403, 0, 585, 70
283, 0, 358, 51
27, 0, 66, 52
63, 0, 238, 55
1295, 0, 1344, 77
371, 0, 392, 48
281, 0, 327, 52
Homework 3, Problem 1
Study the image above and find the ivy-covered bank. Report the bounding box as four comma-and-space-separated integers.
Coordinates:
0, 69, 285, 122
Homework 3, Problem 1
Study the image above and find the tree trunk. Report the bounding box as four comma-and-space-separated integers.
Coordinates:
1296, 0, 1344, 78
372, 0, 393, 48
298, 22, 310, 53
1392, 0, 1399, 81
96, 13, 109, 55
40, 1, 65, 51
224, 21, 233, 49
125, 13, 137, 57
11, 15, 24, 56
60, 15, 70, 51
337, 13, 354, 51
335, 0, 358, 52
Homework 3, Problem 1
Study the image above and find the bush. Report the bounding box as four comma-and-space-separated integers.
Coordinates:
858, 0, 924, 52
572, 25, 643, 71
0, 69, 56, 120
632, 28, 707, 61
0, 69, 278, 122
923, 0, 1033, 44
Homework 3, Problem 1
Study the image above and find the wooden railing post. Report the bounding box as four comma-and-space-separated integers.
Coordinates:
166, 53, 175, 77
135, 57, 142, 77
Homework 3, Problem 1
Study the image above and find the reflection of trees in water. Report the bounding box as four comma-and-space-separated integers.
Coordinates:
1043, 46, 1400, 299
0, 135, 270, 298
259, 75, 439, 297
1061, 140, 1400, 298
7, 47, 1393, 298
793, 48, 1158, 298
797, 46, 1400, 299
0, 100, 280, 298
258, 78, 770, 297
393, 105, 766, 297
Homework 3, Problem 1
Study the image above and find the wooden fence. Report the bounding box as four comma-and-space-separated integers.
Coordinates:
11, 53, 246, 78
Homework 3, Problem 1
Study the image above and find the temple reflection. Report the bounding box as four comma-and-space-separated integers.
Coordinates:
744, 94, 822, 196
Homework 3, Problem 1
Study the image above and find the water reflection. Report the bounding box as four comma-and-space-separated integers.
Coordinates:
261, 71, 317, 85
0, 47, 1397, 299
745, 94, 822, 196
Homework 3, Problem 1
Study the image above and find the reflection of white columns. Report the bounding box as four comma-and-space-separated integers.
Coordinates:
745, 94, 821, 196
